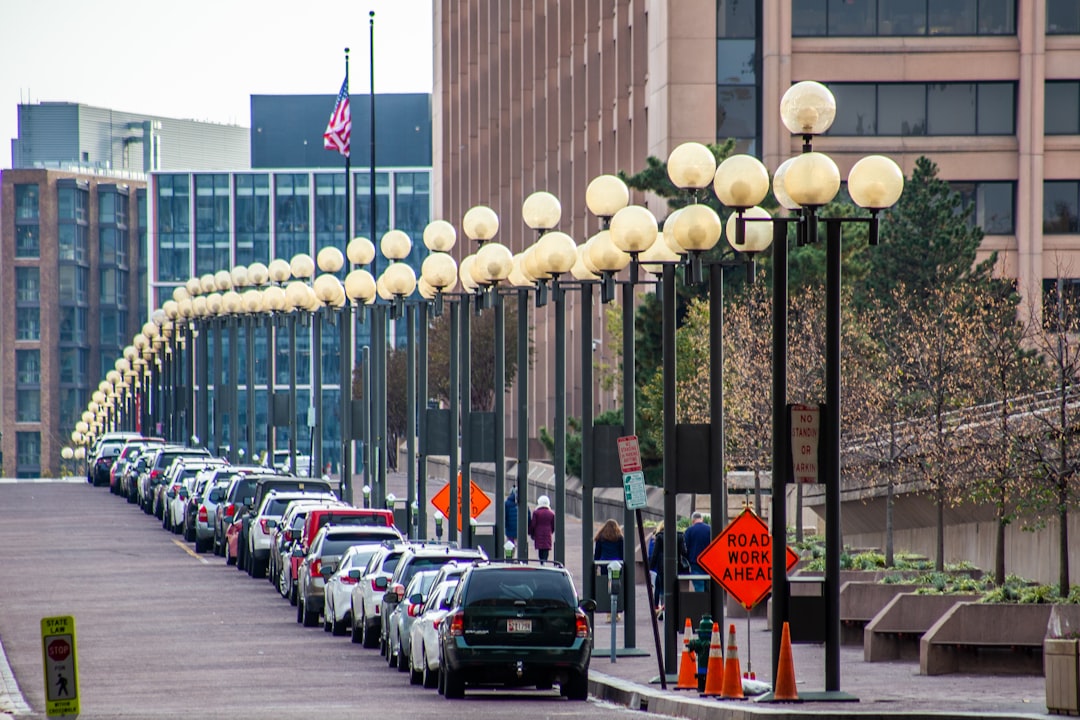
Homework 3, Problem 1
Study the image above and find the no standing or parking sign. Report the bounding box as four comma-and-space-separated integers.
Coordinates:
41, 615, 79, 717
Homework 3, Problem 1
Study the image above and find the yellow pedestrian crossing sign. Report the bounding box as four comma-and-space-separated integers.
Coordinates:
41, 615, 79, 717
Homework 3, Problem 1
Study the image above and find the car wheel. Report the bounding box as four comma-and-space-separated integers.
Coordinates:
225, 542, 236, 566
361, 616, 378, 649
193, 536, 207, 553
323, 607, 332, 632
350, 610, 363, 644
278, 568, 290, 598
409, 654, 422, 685
422, 654, 438, 689
302, 599, 319, 628
297, 596, 305, 624
251, 557, 266, 579
386, 636, 397, 666
443, 666, 465, 699
561, 671, 588, 701
396, 641, 409, 672
333, 612, 348, 637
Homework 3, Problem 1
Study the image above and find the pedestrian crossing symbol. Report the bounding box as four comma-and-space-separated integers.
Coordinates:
41, 615, 79, 717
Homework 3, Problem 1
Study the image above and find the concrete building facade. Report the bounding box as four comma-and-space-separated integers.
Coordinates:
433, 0, 1080, 452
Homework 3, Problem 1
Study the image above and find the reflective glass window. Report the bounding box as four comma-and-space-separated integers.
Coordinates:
275, 174, 311, 260
99, 191, 117, 225
354, 172, 390, 240
60, 389, 85, 429
58, 187, 75, 220
16, 350, 40, 385
60, 349, 89, 385
315, 173, 348, 248
717, 40, 756, 85
15, 184, 39, 220
1048, 0, 1080, 34
1045, 181, 1080, 234
878, 0, 926, 34
717, 0, 756, 38
929, 0, 977, 34
16, 267, 39, 303
100, 268, 118, 305
16, 432, 40, 470
17, 389, 40, 422
59, 307, 87, 344
17, 306, 40, 341
928, 83, 976, 135
15, 225, 39, 258
1046, 82, 1080, 135
829, 84, 876, 135
978, 0, 1015, 34
394, 172, 431, 266
976, 83, 1015, 134
878, 85, 926, 135
716, 86, 757, 140
235, 174, 270, 266
157, 175, 191, 282
827, 0, 875, 35
100, 227, 118, 266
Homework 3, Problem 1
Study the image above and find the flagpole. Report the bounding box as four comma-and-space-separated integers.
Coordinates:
369, 9, 387, 508
342, 46, 354, 504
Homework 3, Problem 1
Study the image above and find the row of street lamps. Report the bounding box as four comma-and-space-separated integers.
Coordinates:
65, 80, 904, 696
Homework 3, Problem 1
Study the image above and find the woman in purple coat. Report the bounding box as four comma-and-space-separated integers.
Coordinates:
528, 495, 556, 561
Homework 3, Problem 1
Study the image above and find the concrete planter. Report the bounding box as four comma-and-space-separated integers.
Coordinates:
1046, 638, 1080, 715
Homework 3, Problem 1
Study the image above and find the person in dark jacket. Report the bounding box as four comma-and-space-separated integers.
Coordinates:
593, 519, 624, 569
683, 512, 712, 591
504, 488, 519, 546
528, 495, 556, 561
648, 521, 688, 617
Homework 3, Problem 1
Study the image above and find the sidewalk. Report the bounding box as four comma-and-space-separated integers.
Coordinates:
393, 470, 1051, 719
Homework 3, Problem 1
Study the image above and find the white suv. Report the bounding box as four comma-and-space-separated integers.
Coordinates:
350, 541, 409, 648
247, 490, 337, 579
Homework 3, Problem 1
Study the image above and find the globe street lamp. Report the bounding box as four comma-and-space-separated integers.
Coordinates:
344, 236, 377, 504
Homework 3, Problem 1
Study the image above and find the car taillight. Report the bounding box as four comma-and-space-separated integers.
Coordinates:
575, 610, 589, 638
198, 507, 208, 523
449, 612, 464, 637
150, 469, 161, 480
407, 603, 422, 618
259, 518, 271, 534
224, 503, 236, 518
432, 618, 442, 630
284, 529, 294, 541
371, 579, 382, 592
312, 559, 322, 578
341, 575, 358, 585
391, 583, 405, 601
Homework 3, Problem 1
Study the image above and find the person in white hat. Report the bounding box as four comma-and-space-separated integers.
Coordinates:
528, 494, 556, 561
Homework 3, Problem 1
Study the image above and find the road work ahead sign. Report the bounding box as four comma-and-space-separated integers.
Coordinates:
696, 507, 799, 610
41, 615, 79, 717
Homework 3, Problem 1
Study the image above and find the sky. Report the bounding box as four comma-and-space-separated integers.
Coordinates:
0, 0, 434, 168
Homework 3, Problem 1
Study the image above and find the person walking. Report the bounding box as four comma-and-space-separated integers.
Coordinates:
594, 519, 625, 622
684, 511, 712, 592
504, 488, 519, 549
648, 521, 688, 619
528, 494, 556, 561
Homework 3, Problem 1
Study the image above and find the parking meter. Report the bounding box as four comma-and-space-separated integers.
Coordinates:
434, 511, 444, 540
504, 540, 515, 560
607, 560, 623, 664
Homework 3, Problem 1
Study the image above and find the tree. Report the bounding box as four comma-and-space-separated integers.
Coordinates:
425, 301, 522, 411
1020, 278, 1080, 593
967, 287, 1046, 585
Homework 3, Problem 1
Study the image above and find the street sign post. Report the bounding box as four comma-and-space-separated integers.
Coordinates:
696, 507, 799, 610
41, 615, 79, 718
789, 403, 822, 484
430, 476, 492, 532
622, 471, 647, 510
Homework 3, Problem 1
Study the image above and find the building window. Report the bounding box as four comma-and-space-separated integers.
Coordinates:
16, 389, 40, 422
15, 225, 39, 258
235, 174, 270, 266
100, 309, 125, 349
794, 0, 1015, 36
393, 172, 431, 265
60, 389, 85, 430
100, 268, 119, 304
826, 82, 1014, 136
59, 349, 89, 385
16, 306, 39, 341
59, 307, 87, 344
16, 350, 40, 385
100, 190, 117, 225
16, 267, 39, 303
15, 184, 39, 221
1048, 0, 1080, 34
57, 224, 88, 264
275, 173, 311, 260
952, 181, 1015, 234
1047, 81, 1080, 135
354, 172, 390, 240
1045, 181, 1080, 234
16, 432, 40, 473
157, 174, 191, 282
58, 265, 89, 304
315, 173, 348, 247
195, 174, 231, 275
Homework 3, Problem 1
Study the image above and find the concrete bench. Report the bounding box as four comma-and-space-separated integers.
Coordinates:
838, 582, 924, 645
864, 592, 979, 662
920, 602, 1052, 676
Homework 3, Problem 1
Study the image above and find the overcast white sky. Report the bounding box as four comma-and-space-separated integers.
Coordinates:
0, 0, 434, 168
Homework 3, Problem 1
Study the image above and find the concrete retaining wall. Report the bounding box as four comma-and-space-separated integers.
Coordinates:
920, 602, 1052, 676
864, 593, 980, 662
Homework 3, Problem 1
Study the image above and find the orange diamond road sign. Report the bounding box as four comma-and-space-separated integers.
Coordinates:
697, 506, 800, 610
430, 476, 492, 532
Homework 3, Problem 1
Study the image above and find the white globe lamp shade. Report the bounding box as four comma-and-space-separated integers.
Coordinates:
313, 274, 343, 304
848, 155, 905, 210
268, 259, 292, 283
672, 204, 723, 252
784, 151, 841, 207
667, 142, 717, 189
247, 262, 269, 286
475, 241, 514, 283
462, 205, 499, 241
344, 269, 377, 303
317, 247, 345, 273
423, 220, 457, 252
588, 229, 632, 271
290, 253, 315, 280
384, 262, 417, 297
381, 230, 412, 260
713, 154, 771, 209
263, 285, 286, 311
522, 191, 562, 230
726, 205, 774, 253
536, 232, 577, 275
186, 277, 203, 297
609, 205, 659, 253
585, 175, 630, 218
200, 274, 217, 294
230, 265, 249, 288
214, 270, 232, 291
421, 252, 458, 289
772, 157, 801, 211
347, 237, 376, 266
780, 80, 837, 136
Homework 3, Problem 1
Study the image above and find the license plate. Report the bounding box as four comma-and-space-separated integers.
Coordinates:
507, 619, 532, 633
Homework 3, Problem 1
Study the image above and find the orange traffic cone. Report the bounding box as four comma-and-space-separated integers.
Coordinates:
675, 618, 697, 690
700, 622, 725, 697
773, 621, 799, 701
720, 623, 745, 699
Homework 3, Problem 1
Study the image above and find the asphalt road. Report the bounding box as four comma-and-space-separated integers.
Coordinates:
0, 480, 665, 720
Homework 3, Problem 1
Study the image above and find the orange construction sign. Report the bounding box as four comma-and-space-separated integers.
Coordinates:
696, 506, 799, 610
430, 475, 492, 532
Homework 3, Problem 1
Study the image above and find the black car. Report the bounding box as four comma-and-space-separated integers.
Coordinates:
436, 561, 593, 700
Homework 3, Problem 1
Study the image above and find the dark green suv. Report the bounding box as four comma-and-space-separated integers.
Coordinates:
436, 561, 593, 700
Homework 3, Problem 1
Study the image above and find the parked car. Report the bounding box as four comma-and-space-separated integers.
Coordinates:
224, 512, 244, 566
187, 474, 232, 552
386, 569, 441, 672
212, 468, 270, 557
272, 449, 313, 477
323, 544, 381, 636
350, 541, 410, 648
86, 431, 142, 485
117, 440, 165, 501
139, 445, 213, 516
409, 576, 461, 688
380, 544, 488, 657
296, 524, 404, 627
247, 490, 338, 578
272, 499, 343, 604
299, 507, 395, 558
164, 460, 227, 534
436, 561, 594, 699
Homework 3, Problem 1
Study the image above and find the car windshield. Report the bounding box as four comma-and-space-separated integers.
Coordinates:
322, 536, 386, 555
407, 571, 440, 596
343, 547, 379, 569
464, 569, 575, 609
403, 557, 471, 586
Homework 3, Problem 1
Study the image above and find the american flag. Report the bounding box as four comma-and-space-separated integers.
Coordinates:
323, 78, 351, 157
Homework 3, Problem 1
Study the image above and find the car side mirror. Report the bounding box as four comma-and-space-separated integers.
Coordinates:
348, 569, 362, 580
439, 598, 452, 611
179, 489, 189, 500
320, 565, 334, 579
374, 577, 389, 590
266, 519, 278, 530
383, 590, 398, 604
409, 593, 424, 604
579, 598, 597, 613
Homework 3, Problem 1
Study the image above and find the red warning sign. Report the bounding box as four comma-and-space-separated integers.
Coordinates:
430, 475, 492, 532
696, 507, 799, 610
